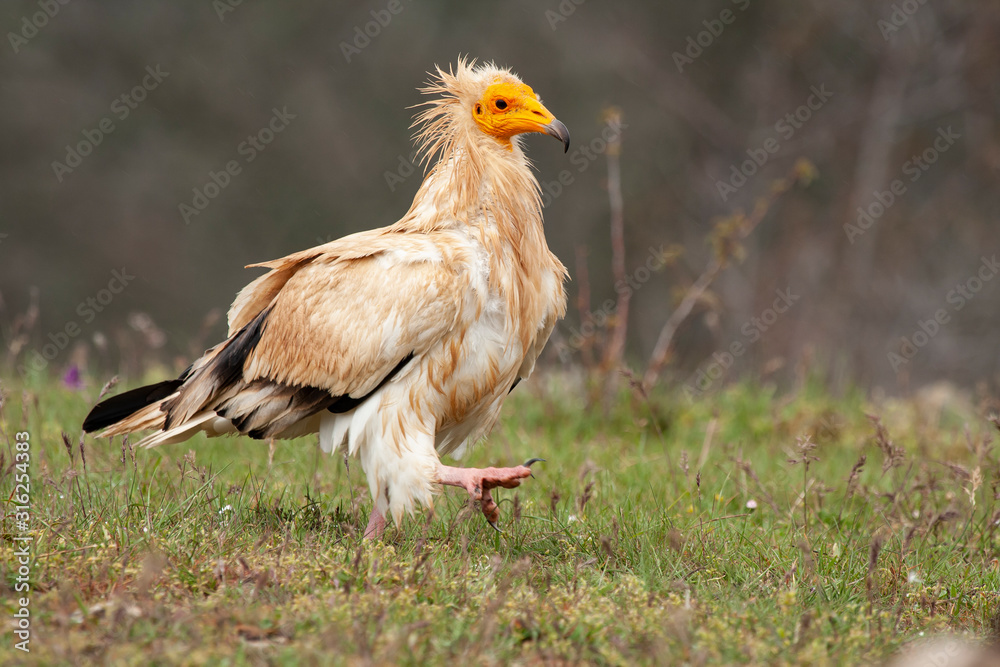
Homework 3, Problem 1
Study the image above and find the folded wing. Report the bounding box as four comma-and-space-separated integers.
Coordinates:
93, 231, 469, 445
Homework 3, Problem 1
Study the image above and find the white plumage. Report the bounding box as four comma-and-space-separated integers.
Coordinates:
83, 59, 571, 536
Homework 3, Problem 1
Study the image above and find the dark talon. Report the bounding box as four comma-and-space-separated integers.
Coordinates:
488, 520, 502, 533
523, 458, 545, 467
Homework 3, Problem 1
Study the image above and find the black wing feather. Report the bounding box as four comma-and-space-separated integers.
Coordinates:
82, 378, 184, 433
82, 296, 415, 441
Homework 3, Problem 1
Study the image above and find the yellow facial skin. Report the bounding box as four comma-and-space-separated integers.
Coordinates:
473, 81, 570, 152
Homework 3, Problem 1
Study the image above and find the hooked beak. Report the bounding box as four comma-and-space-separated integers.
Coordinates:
543, 119, 571, 153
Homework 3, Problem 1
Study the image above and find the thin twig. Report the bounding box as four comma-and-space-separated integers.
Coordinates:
601, 108, 629, 408
643, 160, 816, 391
574, 244, 595, 369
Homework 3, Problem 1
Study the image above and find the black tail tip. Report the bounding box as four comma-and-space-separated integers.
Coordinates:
82, 378, 183, 433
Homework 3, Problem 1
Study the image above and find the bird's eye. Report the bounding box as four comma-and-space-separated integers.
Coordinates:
495, 99, 508, 110
475, 104, 482, 115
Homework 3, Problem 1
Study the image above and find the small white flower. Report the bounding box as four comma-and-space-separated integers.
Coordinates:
907, 570, 923, 584
567, 514, 578, 523
746, 499, 758, 510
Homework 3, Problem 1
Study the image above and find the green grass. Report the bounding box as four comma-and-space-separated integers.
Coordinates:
1, 372, 998, 664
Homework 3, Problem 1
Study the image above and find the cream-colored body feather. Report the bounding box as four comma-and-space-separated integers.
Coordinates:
98, 60, 567, 524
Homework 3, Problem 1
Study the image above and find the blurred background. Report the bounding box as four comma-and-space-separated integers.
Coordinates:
2, 0, 998, 395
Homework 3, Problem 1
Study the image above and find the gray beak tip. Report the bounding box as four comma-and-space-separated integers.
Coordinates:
544, 119, 570, 153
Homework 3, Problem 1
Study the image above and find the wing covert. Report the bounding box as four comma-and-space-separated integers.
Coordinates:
242, 240, 467, 398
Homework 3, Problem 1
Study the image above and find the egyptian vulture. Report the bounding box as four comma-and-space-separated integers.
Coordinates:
83, 59, 570, 538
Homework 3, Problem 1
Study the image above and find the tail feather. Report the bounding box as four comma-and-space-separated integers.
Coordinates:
81, 305, 415, 446
101, 398, 175, 438
82, 379, 183, 433
134, 411, 234, 448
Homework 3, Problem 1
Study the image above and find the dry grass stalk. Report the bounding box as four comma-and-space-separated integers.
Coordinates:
643, 159, 817, 390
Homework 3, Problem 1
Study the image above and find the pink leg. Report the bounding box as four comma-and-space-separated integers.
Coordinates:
363, 506, 385, 540
437, 459, 543, 528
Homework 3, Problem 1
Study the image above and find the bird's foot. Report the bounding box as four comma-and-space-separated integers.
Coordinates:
437, 459, 543, 529
363, 507, 385, 540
